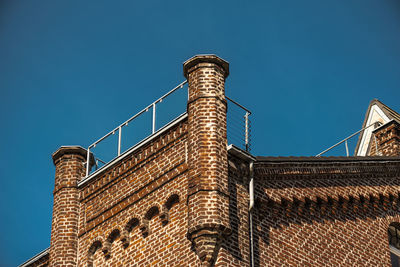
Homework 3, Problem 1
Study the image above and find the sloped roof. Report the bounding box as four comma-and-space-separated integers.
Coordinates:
370, 99, 400, 122
354, 99, 400, 156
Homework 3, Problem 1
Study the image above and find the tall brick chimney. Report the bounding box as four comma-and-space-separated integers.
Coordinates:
372, 120, 400, 156
184, 55, 231, 266
49, 146, 93, 266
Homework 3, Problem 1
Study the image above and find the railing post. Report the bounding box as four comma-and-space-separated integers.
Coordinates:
118, 126, 122, 156
245, 112, 249, 152
152, 103, 156, 134
86, 147, 90, 176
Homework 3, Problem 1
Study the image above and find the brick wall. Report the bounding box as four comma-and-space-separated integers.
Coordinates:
75, 120, 203, 266
253, 157, 400, 266
371, 120, 400, 156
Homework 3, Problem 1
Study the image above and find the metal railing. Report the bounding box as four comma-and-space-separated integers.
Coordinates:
315, 122, 381, 157
86, 80, 188, 176
85, 81, 252, 177
226, 96, 252, 152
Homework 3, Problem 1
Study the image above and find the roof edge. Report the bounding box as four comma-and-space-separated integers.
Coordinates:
19, 248, 49, 267
255, 155, 400, 163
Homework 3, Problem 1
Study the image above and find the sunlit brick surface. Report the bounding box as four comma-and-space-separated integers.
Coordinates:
254, 158, 400, 266
50, 147, 87, 266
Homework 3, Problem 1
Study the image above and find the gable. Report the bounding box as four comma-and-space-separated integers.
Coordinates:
356, 102, 390, 156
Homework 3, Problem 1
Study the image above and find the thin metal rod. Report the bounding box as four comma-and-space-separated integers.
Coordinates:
245, 112, 249, 151
118, 126, 122, 156
345, 140, 349, 157
96, 158, 107, 164
86, 148, 90, 177
226, 96, 252, 114
249, 213, 254, 267
152, 103, 156, 134
156, 80, 187, 104
316, 123, 377, 157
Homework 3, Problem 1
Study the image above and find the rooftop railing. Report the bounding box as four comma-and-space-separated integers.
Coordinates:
85, 81, 252, 177
226, 96, 252, 152
315, 122, 381, 157
86, 81, 188, 176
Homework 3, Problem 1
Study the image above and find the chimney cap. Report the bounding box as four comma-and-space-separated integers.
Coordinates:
52, 145, 94, 166
183, 54, 229, 78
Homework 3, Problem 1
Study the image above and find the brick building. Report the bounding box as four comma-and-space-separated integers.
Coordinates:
20, 55, 400, 266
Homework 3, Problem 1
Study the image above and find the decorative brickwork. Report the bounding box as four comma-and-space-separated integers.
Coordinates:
184, 55, 231, 266
253, 157, 400, 266
372, 120, 400, 156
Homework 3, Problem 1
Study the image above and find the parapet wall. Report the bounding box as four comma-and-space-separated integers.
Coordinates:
76, 118, 199, 266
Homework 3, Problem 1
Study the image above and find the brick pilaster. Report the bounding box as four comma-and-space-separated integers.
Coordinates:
49, 146, 92, 267
184, 55, 231, 266
373, 120, 400, 156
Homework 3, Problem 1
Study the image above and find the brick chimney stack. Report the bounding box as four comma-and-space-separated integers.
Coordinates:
49, 146, 93, 266
372, 120, 400, 156
184, 55, 231, 266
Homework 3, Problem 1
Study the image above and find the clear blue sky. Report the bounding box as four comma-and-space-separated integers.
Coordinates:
1, 0, 400, 266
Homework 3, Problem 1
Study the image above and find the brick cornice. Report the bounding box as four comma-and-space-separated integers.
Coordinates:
183, 54, 229, 78
255, 159, 400, 181
52, 145, 93, 164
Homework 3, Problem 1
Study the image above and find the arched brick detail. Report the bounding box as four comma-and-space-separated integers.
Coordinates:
140, 205, 160, 237
87, 238, 103, 267
102, 229, 121, 259
121, 217, 140, 247
144, 205, 160, 220
160, 193, 181, 225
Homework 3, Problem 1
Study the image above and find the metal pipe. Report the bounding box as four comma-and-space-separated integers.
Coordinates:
316, 123, 377, 157
156, 80, 187, 104
152, 103, 156, 134
249, 162, 254, 210
96, 157, 107, 165
86, 148, 90, 177
345, 140, 349, 157
249, 212, 254, 267
249, 161, 255, 267
118, 126, 122, 156
226, 96, 252, 114
245, 112, 249, 152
